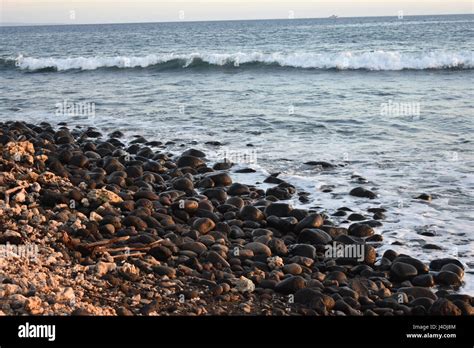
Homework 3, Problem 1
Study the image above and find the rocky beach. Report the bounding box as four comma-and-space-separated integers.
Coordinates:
0, 121, 472, 316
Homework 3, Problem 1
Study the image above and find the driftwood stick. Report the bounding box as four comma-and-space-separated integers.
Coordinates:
101, 239, 165, 253
112, 252, 146, 260
3, 184, 27, 205
83, 236, 130, 248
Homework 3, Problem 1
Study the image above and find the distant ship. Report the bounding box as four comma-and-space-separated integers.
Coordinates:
329, 15, 338, 19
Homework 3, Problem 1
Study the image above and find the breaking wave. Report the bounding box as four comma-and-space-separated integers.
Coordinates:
4, 50, 473, 72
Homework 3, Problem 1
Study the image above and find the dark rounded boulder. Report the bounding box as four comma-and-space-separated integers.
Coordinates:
173, 177, 194, 191
412, 274, 435, 287
193, 217, 216, 234
294, 214, 324, 233
297, 229, 332, 245
202, 188, 227, 203
267, 238, 288, 256
390, 262, 418, 281
176, 155, 204, 169
206, 172, 232, 186
290, 244, 316, 259
429, 298, 461, 316
227, 183, 250, 196
182, 149, 206, 158
435, 271, 462, 287
294, 288, 335, 311
239, 205, 265, 221
348, 223, 374, 238
397, 287, 437, 300
429, 258, 464, 271
349, 187, 376, 199
264, 203, 293, 217
394, 256, 429, 274
148, 245, 173, 261
122, 216, 147, 231
275, 276, 306, 295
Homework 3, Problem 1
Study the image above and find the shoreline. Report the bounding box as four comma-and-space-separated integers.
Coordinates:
0, 120, 472, 316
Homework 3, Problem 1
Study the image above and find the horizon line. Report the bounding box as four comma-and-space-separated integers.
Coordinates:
1, 12, 472, 28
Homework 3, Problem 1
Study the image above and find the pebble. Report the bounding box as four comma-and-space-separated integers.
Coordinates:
416, 193, 432, 201
176, 155, 204, 168
294, 214, 324, 233
297, 229, 332, 245
290, 244, 316, 259
348, 223, 374, 238
24, 296, 43, 315
239, 205, 265, 221
193, 218, 216, 234
55, 287, 75, 304
244, 242, 272, 257
267, 238, 288, 256
233, 276, 255, 293
394, 256, 429, 274
429, 298, 461, 315
295, 288, 335, 311
148, 245, 173, 261
181, 241, 208, 255
207, 251, 230, 268
95, 261, 117, 277
267, 256, 284, 269
275, 276, 306, 295
397, 287, 437, 300
390, 262, 418, 281
264, 203, 293, 217
440, 263, 464, 278
173, 177, 194, 191
283, 263, 303, 275
153, 265, 176, 278
228, 183, 250, 196
430, 258, 464, 271
349, 187, 376, 199
435, 271, 462, 287
206, 172, 232, 186
412, 274, 435, 287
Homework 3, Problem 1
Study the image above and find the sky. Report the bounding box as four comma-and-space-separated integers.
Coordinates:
1, 0, 473, 25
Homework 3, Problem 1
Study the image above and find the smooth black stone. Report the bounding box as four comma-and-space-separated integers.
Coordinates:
349, 187, 376, 199
264, 203, 293, 217
297, 229, 332, 245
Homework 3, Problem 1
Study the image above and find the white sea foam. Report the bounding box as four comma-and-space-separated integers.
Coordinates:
13, 50, 474, 71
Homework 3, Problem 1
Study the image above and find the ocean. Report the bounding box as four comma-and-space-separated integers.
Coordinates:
0, 14, 473, 293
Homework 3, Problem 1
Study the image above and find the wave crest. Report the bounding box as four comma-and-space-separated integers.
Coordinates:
8, 51, 474, 72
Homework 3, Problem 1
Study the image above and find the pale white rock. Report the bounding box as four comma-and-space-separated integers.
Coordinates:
45, 255, 57, 265
30, 182, 41, 192
81, 198, 90, 207
2, 283, 21, 296
119, 262, 140, 278
89, 211, 103, 222
55, 287, 75, 304
13, 189, 27, 203
21, 224, 34, 234
87, 188, 123, 204
95, 261, 116, 276
2, 230, 22, 243
25, 296, 43, 314
70, 219, 83, 230
267, 256, 284, 269
233, 276, 255, 293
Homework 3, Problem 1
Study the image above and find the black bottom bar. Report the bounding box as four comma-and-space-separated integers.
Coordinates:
0, 316, 473, 346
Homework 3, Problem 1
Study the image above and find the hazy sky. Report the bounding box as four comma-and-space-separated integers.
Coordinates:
1, 0, 472, 25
